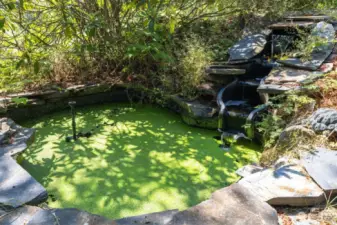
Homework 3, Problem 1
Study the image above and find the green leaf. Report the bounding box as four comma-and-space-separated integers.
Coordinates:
88, 28, 96, 37
16, 59, 24, 69
12, 97, 28, 105
0, 18, 5, 29
65, 26, 72, 38
19, 0, 24, 8
168, 20, 176, 34
33, 61, 40, 74
7, 2, 16, 10
148, 20, 155, 32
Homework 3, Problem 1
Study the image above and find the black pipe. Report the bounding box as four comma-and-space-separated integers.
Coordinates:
69, 101, 77, 141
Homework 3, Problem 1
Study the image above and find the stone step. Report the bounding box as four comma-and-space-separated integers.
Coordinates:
205, 66, 246, 76
0, 155, 48, 207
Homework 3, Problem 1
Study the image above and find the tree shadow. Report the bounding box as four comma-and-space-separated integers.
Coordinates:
20, 103, 261, 219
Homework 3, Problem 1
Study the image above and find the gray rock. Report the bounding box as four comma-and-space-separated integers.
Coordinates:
181, 114, 218, 129
276, 125, 316, 149
307, 108, 337, 133
278, 22, 335, 70
236, 164, 264, 178
301, 147, 337, 193
166, 183, 279, 225
0, 118, 35, 146
238, 163, 325, 206
170, 95, 218, 119
27, 208, 116, 225
229, 34, 267, 61
115, 210, 178, 225
0, 206, 43, 225
0, 155, 47, 207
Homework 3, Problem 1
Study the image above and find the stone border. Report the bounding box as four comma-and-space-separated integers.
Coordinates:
0, 84, 218, 130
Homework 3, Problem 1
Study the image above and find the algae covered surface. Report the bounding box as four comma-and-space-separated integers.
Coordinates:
21, 104, 261, 219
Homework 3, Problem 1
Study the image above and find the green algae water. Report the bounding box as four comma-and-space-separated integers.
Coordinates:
21, 104, 261, 219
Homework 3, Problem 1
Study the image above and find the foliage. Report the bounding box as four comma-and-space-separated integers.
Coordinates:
0, 0, 335, 94
11, 96, 28, 105
257, 93, 315, 148
175, 36, 212, 98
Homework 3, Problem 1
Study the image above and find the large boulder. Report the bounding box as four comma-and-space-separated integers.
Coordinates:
239, 162, 325, 206
306, 108, 337, 133
166, 183, 279, 225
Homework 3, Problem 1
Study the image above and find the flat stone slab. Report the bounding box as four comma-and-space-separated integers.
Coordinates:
166, 183, 279, 225
0, 155, 47, 207
264, 67, 322, 85
285, 15, 332, 22
301, 147, 337, 192
257, 83, 293, 94
229, 34, 267, 61
27, 208, 116, 225
238, 163, 325, 206
115, 209, 178, 225
0, 206, 43, 225
0, 143, 27, 157
268, 21, 315, 30
205, 66, 246, 75
278, 22, 335, 70
236, 164, 264, 177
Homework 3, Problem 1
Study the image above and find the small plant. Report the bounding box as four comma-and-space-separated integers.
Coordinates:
11, 97, 28, 106
324, 191, 337, 209
257, 93, 315, 149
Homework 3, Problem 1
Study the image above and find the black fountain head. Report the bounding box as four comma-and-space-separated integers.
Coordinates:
66, 100, 78, 142
69, 101, 76, 107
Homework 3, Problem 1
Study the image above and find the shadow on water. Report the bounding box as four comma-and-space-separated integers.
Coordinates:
21, 103, 261, 219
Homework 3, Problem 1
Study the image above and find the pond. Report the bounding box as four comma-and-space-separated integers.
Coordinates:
20, 103, 261, 219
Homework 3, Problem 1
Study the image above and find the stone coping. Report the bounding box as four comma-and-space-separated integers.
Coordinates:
0, 84, 218, 130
